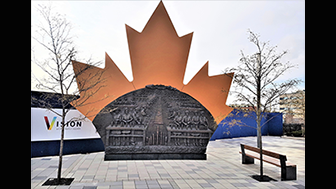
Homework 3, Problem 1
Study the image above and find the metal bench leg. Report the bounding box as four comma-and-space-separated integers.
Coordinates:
281, 165, 296, 181
242, 155, 254, 164
285, 166, 296, 180
240, 144, 254, 164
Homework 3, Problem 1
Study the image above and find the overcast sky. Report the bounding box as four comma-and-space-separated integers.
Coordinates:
31, 0, 305, 104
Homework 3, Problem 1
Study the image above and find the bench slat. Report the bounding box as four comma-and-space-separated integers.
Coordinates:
242, 144, 284, 159
239, 151, 281, 167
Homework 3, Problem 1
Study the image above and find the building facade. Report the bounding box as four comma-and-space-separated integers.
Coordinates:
229, 104, 256, 112
279, 90, 305, 124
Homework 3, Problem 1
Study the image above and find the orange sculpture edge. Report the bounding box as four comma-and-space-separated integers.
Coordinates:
71, 1, 233, 125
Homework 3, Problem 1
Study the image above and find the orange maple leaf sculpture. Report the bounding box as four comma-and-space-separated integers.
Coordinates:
71, 1, 233, 124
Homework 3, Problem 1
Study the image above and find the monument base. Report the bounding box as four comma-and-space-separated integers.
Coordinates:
104, 153, 206, 160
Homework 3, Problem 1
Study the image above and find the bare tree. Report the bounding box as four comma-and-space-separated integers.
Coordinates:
224, 29, 302, 180
32, 4, 107, 183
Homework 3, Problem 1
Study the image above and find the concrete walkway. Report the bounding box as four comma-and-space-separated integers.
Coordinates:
31, 136, 305, 189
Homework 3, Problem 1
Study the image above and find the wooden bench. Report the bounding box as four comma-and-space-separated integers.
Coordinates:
239, 144, 296, 181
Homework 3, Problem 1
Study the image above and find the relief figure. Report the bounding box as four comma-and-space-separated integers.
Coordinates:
182, 110, 191, 129
173, 112, 182, 129
122, 108, 133, 127
191, 111, 200, 130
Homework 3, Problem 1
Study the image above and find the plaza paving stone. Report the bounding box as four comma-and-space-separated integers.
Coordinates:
31, 136, 305, 189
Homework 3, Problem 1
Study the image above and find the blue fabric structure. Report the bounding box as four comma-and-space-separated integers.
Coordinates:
210, 109, 283, 140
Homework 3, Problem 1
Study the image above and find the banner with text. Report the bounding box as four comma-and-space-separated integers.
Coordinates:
31, 107, 100, 141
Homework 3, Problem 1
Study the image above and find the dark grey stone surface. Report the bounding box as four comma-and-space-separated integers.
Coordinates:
92, 84, 216, 160
104, 153, 206, 160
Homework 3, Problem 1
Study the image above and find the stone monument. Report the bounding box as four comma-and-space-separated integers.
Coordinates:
93, 85, 216, 160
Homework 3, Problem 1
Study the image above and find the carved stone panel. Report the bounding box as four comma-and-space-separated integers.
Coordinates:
92, 85, 217, 160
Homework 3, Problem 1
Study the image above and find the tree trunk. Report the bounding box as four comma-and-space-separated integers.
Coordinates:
57, 111, 65, 181
257, 128, 260, 148
256, 52, 263, 178
257, 117, 263, 178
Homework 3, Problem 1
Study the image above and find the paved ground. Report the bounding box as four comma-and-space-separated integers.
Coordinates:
31, 136, 305, 189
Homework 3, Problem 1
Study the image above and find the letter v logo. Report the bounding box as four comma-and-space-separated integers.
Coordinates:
44, 116, 57, 130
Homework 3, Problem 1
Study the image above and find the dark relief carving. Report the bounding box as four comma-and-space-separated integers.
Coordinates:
93, 85, 217, 160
